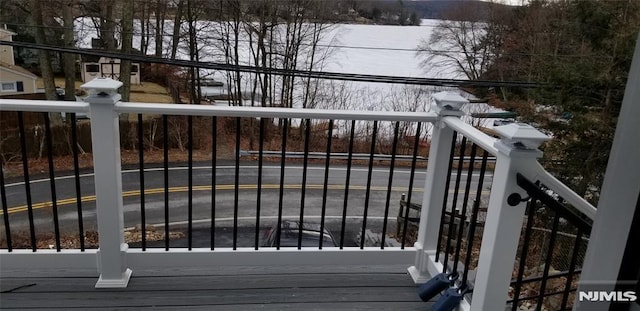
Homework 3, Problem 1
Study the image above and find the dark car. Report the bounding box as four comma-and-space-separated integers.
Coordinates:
262, 220, 337, 247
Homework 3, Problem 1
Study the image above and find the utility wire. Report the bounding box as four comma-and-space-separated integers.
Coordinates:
0, 40, 541, 88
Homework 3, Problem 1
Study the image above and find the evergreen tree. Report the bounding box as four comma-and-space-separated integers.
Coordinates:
484, 0, 640, 202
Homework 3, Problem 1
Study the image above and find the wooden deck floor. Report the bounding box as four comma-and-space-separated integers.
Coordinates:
0, 265, 433, 310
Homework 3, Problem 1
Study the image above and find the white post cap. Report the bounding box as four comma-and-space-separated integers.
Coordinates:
81, 78, 123, 104
81, 78, 123, 97
494, 123, 551, 150
433, 91, 469, 113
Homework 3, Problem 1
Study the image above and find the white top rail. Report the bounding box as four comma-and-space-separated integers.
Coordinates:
527, 162, 597, 220
0, 99, 439, 123
442, 116, 499, 155
0, 99, 90, 113
115, 102, 440, 122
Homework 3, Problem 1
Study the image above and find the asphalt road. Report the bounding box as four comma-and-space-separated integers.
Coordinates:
1, 160, 492, 247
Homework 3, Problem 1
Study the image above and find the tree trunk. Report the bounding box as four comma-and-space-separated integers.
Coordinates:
101, 2, 117, 51
120, 0, 134, 103
140, 0, 149, 54
186, 0, 200, 104
30, 0, 56, 101
223, 22, 233, 106
259, 27, 268, 107
154, 0, 167, 57
233, 23, 242, 106
170, 0, 184, 59
62, 0, 76, 101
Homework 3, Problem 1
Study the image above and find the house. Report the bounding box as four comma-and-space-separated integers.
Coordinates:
0, 27, 16, 65
0, 27, 38, 95
80, 54, 141, 84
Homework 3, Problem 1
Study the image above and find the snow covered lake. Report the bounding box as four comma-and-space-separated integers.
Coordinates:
75, 18, 504, 128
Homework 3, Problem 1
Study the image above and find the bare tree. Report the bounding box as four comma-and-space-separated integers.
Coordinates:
417, 6, 495, 80
243, 0, 280, 107
227, 0, 243, 106
154, 0, 168, 57
184, 0, 209, 104
170, 0, 184, 59
168, 116, 187, 151
301, 3, 337, 110
138, 0, 151, 54
276, 1, 307, 109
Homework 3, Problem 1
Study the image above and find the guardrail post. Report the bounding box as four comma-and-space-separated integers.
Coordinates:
409, 92, 466, 283
470, 123, 550, 310
82, 78, 132, 288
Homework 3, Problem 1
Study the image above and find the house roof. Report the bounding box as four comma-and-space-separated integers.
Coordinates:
79, 54, 101, 63
0, 27, 17, 38
0, 62, 38, 79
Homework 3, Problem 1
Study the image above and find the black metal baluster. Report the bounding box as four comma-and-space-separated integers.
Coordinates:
435, 132, 457, 263
18, 112, 36, 251
443, 136, 467, 272
401, 122, 421, 248
360, 121, 378, 249
298, 119, 311, 249
380, 122, 400, 249
560, 229, 584, 310
461, 151, 488, 287
163, 115, 169, 250
187, 115, 193, 250
511, 199, 538, 311
255, 118, 265, 250
70, 113, 84, 251
211, 116, 217, 250
340, 120, 356, 249
137, 114, 146, 250
276, 121, 288, 250
0, 156, 12, 251
43, 113, 61, 251
319, 120, 334, 249
451, 143, 477, 275
233, 117, 241, 250
536, 213, 561, 309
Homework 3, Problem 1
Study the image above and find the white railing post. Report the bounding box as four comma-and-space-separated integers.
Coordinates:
82, 78, 132, 288
470, 123, 550, 310
408, 92, 466, 283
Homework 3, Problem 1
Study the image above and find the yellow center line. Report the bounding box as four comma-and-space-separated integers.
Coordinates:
1, 184, 429, 215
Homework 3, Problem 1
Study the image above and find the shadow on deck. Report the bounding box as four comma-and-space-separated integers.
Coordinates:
0, 265, 434, 310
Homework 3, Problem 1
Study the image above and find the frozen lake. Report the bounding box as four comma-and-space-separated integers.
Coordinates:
75, 18, 504, 128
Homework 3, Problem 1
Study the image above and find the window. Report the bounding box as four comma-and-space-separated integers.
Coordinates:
1, 82, 16, 92
131, 65, 138, 73
86, 64, 100, 73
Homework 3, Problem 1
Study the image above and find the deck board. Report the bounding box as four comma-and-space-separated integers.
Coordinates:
1, 273, 416, 292
0, 266, 434, 310
12, 302, 431, 311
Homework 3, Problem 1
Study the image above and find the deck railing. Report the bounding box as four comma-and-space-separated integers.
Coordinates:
0, 78, 597, 309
